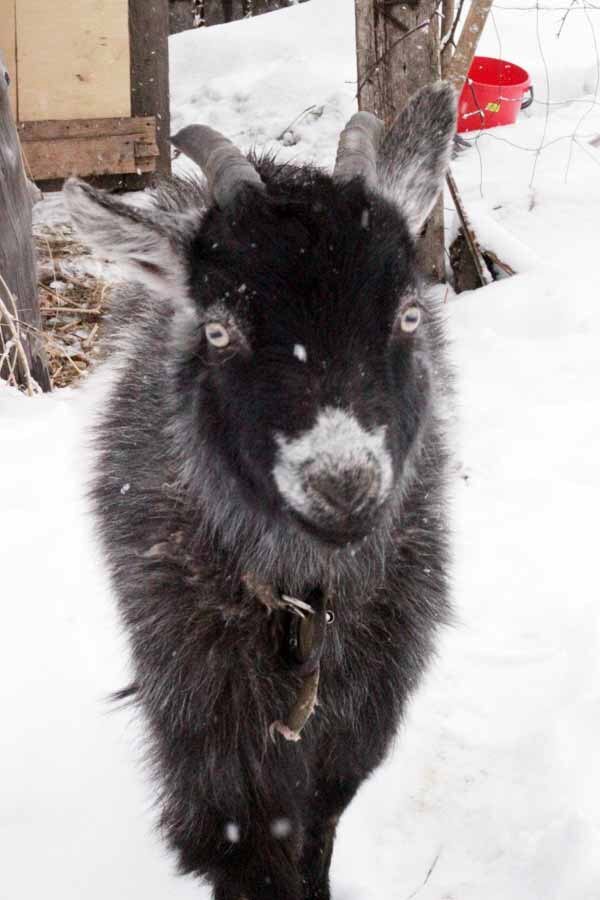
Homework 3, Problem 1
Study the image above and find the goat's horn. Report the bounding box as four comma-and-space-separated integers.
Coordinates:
170, 125, 264, 208
333, 112, 385, 188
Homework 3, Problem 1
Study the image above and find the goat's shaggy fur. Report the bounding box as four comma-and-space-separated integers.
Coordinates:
66, 83, 456, 900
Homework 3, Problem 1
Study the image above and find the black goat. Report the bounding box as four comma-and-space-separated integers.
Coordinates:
65, 82, 456, 900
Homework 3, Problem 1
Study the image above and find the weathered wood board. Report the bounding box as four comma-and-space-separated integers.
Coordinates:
0, 0, 17, 116
16, 0, 131, 122
18, 116, 159, 180
129, 0, 171, 183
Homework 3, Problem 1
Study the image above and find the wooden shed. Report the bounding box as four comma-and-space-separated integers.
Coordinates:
0, 0, 171, 189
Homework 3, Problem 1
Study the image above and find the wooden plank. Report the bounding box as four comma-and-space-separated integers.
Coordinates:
21, 133, 158, 181
16, 0, 131, 121
18, 115, 155, 142
0, 53, 50, 390
128, 0, 171, 184
0, 0, 17, 116
18, 116, 158, 180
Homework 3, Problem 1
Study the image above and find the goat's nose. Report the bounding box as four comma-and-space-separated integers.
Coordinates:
303, 463, 382, 515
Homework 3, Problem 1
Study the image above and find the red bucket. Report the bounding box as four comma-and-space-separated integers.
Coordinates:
457, 56, 532, 133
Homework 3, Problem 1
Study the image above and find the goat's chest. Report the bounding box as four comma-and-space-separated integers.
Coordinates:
233, 591, 407, 737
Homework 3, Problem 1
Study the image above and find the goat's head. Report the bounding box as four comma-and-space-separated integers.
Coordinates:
65, 83, 455, 547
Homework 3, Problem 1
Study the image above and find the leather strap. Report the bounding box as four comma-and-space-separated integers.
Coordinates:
242, 575, 332, 742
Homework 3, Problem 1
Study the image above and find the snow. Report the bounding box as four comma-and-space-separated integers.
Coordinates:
170, 0, 356, 171
294, 343, 307, 362
225, 822, 241, 844
4, 0, 600, 897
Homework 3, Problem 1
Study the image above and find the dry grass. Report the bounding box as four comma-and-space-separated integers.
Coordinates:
35, 223, 111, 388
0, 271, 41, 396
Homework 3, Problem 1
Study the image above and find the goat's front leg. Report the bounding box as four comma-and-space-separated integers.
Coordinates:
170, 792, 305, 900
299, 773, 364, 900
211, 828, 304, 900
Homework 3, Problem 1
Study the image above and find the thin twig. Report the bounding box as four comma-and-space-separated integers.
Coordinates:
564, 0, 600, 180
556, 0, 579, 36
441, 0, 467, 56
40, 305, 102, 316
276, 105, 317, 141
493, 2, 600, 7
441, 0, 457, 76
405, 849, 443, 900
0, 340, 17, 381
530, 0, 553, 186
447, 171, 493, 286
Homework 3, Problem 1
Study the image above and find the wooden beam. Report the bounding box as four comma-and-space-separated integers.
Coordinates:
19, 116, 159, 181
18, 115, 156, 141
22, 134, 157, 181
126, 0, 171, 188
0, 54, 50, 391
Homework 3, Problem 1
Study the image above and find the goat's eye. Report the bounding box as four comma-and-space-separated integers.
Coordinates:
205, 322, 230, 348
399, 306, 421, 334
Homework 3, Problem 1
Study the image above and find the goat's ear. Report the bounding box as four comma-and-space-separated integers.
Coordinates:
63, 178, 194, 301
377, 82, 456, 239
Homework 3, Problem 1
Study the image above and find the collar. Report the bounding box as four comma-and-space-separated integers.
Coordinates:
242, 573, 334, 742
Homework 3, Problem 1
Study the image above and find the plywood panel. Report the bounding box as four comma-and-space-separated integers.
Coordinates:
0, 0, 17, 116
16, 0, 131, 122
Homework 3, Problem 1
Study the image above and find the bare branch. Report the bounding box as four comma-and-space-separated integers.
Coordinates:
441, 0, 456, 76
405, 849, 443, 900
446, 172, 493, 286
556, 0, 579, 37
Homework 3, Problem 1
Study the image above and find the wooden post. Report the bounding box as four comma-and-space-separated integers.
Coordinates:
355, 0, 446, 282
446, 0, 494, 93
0, 53, 50, 392
126, 0, 171, 189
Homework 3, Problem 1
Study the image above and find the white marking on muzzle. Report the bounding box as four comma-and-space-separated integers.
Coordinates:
273, 407, 393, 516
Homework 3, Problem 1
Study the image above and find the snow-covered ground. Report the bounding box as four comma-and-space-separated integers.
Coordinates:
2, 1, 600, 897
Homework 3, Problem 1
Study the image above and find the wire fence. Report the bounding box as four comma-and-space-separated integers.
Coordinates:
449, 0, 600, 189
